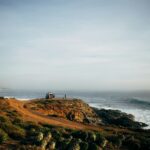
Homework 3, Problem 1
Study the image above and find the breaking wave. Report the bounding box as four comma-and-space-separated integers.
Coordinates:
127, 98, 150, 109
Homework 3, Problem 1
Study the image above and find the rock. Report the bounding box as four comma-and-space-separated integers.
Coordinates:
93, 108, 148, 128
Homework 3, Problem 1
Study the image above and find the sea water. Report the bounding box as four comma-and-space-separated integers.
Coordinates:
0, 89, 150, 128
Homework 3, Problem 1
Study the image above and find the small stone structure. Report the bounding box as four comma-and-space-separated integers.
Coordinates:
45, 92, 55, 99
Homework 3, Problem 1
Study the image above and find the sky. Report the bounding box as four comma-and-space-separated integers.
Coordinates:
0, 0, 150, 91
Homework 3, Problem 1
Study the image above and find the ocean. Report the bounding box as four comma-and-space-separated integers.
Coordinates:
0, 89, 150, 129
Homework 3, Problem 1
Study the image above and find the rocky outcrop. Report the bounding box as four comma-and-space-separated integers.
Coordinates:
93, 108, 148, 129
27, 99, 100, 124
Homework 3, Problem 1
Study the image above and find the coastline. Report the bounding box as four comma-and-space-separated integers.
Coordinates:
3, 95, 150, 129
0, 97, 150, 150
89, 103, 150, 129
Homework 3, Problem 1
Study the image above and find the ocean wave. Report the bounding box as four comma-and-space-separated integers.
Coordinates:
127, 98, 150, 108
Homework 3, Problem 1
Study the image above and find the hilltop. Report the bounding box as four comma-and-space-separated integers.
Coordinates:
0, 97, 149, 150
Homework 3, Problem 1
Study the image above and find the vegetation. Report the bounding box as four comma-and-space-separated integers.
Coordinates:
0, 129, 8, 144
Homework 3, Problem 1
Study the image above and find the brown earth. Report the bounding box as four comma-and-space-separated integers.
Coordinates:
5, 98, 103, 132
26, 98, 99, 124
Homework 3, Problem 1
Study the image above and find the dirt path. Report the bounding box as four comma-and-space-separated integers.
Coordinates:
7, 99, 103, 132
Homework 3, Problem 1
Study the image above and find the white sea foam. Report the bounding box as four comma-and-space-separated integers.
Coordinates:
4, 96, 15, 99
120, 108, 150, 129
16, 98, 31, 101
4, 96, 31, 101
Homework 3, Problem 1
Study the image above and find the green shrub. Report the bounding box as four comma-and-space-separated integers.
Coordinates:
68, 140, 80, 150
123, 137, 141, 150
61, 141, 69, 149
36, 132, 44, 142
0, 116, 8, 123
52, 129, 62, 140
40, 139, 48, 149
140, 138, 150, 150
107, 135, 122, 147
63, 133, 71, 139
0, 129, 8, 144
47, 141, 56, 150
1, 122, 26, 140
12, 118, 28, 129
25, 122, 43, 131
80, 141, 88, 150
6, 110, 20, 118
71, 130, 88, 140
42, 123, 55, 129
96, 133, 106, 147
88, 132, 96, 142
88, 143, 100, 150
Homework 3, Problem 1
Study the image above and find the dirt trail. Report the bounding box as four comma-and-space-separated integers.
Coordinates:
7, 99, 103, 132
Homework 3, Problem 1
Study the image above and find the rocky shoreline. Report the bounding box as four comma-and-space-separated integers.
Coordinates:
0, 97, 150, 150
93, 108, 148, 129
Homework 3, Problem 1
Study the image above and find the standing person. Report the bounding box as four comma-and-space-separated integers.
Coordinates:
64, 94, 66, 99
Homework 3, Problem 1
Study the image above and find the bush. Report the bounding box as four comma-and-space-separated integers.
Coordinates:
0, 116, 8, 123
88, 132, 96, 142
25, 122, 43, 131
47, 141, 56, 150
123, 137, 141, 150
80, 141, 88, 150
52, 129, 62, 140
40, 139, 48, 149
57, 139, 70, 149
95, 133, 106, 147
107, 135, 122, 147
6, 110, 20, 118
71, 130, 88, 140
88, 143, 100, 150
42, 123, 55, 129
36, 132, 44, 142
141, 138, 150, 150
1, 122, 26, 140
0, 129, 8, 144
68, 140, 80, 150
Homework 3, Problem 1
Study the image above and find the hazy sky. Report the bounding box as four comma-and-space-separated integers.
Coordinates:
0, 0, 150, 91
